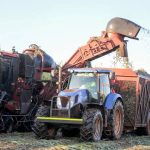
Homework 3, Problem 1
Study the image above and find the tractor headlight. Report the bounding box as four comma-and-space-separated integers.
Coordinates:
56, 97, 62, 109
66, 96, 75, 109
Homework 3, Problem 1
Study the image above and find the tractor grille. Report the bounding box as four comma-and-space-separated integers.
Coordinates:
59, 96, 69, 108
50, 96, 81, 118
52, 109, 68, 118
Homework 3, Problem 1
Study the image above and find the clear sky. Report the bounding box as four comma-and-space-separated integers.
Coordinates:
0, 0, 149, 72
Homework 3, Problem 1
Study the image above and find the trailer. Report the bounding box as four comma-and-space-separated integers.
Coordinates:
112, 68, 150, 133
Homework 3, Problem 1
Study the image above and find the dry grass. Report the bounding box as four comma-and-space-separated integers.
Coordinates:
0, 132, 149, 150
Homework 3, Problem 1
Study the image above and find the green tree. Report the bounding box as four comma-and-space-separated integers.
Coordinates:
136, 68, 150, 77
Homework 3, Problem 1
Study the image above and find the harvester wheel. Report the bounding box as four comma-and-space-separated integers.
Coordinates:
145, 112, 150, 135
108, 100, 124, 140
32, 105, 56, 139
80, 109, 103, 142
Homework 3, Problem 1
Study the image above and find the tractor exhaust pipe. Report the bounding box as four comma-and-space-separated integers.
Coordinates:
58, 66, 62, 93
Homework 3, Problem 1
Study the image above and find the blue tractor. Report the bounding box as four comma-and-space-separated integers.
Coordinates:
33, 68, 124, 141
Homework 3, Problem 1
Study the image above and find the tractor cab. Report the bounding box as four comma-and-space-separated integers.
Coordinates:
58, 68, 113, 107
66, 68, 113, 103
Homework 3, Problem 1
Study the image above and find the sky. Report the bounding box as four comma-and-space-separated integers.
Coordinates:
0, 0, 149, 73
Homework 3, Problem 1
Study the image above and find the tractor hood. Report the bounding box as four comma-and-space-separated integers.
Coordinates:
58, 88, 90, 104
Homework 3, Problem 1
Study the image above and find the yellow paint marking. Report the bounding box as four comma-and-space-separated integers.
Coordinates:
37, 117, 83, 122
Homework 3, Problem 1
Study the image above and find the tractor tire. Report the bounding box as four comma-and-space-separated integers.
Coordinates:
32, 105, 56, 139
145, 112, 150, 135
1, 115, 14, 133
80, 109, 103, 142
108, 100, 124, 140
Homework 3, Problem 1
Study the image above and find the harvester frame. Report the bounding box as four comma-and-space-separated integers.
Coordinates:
0, 45, 56, 132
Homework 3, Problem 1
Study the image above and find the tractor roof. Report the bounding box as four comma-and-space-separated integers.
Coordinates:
68, 68, 113, 74
68, 67, 139, 77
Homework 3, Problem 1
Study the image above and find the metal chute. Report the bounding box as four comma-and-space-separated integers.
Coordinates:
106, 17, 141, 39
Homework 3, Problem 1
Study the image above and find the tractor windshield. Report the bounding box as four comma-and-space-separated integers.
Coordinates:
69, 72, 97, 99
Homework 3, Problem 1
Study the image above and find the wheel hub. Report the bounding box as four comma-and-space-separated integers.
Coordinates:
114, 108, 122, 135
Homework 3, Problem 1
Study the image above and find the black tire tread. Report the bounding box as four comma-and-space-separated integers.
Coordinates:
80, 109, 103, 141
32, 105, 55, 139
108, 100, 124, 140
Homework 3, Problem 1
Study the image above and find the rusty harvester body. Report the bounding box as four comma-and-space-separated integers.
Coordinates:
0, 44, 56, 132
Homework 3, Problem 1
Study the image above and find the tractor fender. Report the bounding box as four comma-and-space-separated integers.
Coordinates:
104, 93, 122, 110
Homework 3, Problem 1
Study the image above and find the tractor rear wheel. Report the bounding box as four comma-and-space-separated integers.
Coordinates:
80, 109, 103, 142
108, 100, 124, 140
32, 105, 56, 139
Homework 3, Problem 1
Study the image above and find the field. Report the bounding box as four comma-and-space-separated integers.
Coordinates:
0, 132, 149, 150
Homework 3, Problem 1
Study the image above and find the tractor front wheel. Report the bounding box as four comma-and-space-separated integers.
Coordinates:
80, 109, 103, 142
32, 105, 56, 139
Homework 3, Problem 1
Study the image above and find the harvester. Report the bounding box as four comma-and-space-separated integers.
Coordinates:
0, 44, 56, 132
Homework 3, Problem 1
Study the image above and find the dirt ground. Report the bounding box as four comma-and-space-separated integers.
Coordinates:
0, 132, 149, 150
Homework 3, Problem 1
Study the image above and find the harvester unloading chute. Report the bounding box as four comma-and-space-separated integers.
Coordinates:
106, 17, 141, 39
106, 17, 141, 58
23, 44, 57, 72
